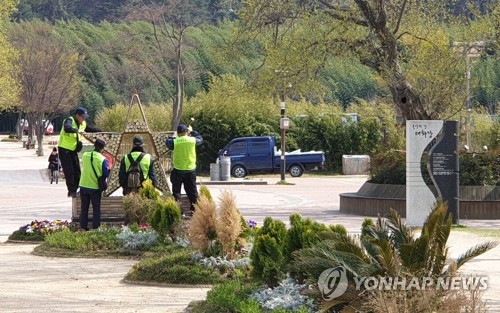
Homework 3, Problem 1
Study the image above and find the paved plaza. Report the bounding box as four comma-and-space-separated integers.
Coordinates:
0, 138, 500, 312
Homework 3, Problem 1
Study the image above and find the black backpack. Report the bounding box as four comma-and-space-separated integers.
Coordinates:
126, 153, 146, 188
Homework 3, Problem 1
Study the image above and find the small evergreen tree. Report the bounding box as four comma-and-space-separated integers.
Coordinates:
250, 234, 284, 288
149, 198, 181, 241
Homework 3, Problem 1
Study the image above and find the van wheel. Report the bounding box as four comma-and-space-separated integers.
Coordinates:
289, 164, 304, 177
232, 165, 247, 178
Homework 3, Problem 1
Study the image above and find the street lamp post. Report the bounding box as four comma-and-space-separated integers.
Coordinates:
453, 41, 484, 151
280, 94, 286, 182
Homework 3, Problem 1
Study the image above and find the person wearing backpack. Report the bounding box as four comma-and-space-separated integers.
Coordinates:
79, 139, 109, 230
119, 136, 157, 195
166, 124, 203, 212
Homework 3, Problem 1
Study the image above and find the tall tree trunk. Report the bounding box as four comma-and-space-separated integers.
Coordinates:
35, 117, 45, 156
387, 74, 431, 121
16, 111, 23, 142
171, 41, 184, 130
27, 114, 35, 142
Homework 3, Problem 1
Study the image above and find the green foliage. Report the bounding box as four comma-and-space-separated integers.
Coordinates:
190, 278, 313, 313
284, 214, 330, 262
369, 150, 406, 184
0, 11, 19, 110
320, 57, 381, 107
288, 101, 391, 170
122, 192, 157, 225
126, 245, 223, 285
199, 184, 213, 202
361, 218, 375, 238
149, 198, 182, 241
460, 151, 500, 186
201, 280, 261, 313
258, 217, 287, 247
290, 204, 497, 308
329, 224, 348, 236
138, 179, 161, 200
184, 74, 278, 171
96, 103, 173, 132
42, 228, 121, 252
250, 234, 285, 287
8, 229, 45, 242
370, 149, 500, 186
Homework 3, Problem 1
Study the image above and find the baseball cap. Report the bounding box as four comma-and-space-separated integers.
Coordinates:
94, 138, 106, 149
75, 107, 89, 118
177, 124, 189, 133
133, 136, 144, 146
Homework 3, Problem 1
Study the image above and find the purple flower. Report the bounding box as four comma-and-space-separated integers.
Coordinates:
247, 220, 257, 228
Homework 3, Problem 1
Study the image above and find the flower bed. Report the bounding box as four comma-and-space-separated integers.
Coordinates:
8, 220, 70, 242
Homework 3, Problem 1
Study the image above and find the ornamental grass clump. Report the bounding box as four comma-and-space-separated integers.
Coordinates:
122, 192, 157, 224
189, 192, 218, 255
216, 191, 243, 259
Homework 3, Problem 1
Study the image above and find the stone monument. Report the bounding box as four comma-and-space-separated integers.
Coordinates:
429, 121, 460, 224
406, 120, 459, 226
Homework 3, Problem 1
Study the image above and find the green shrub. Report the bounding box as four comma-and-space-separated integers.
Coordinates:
8, 230, 44, 241
95, 103, 172, 132
284, 214, 331, 262
139, 179, 161, 200
258, 217, 287, 246
122, 193, 157, 224
199, 184, 213, 202
250, 234, 285, 287
184, 74, 277, 171
369, 149, 500, 186
150, 198, 182, 241
361, 217, 375, 239
42, 228, 121, 251
205, 280, 261, 313
460, 152, 500, 186
329, 224, 348, 236
369, 150, 406, 184
126, 246, 223, 285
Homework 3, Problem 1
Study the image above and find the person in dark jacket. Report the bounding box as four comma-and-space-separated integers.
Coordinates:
58, 107, 101, 198
166, 124, 203, 211
48, 147, 59, 172
118, 136, 157, 195
79, 139, 109, 230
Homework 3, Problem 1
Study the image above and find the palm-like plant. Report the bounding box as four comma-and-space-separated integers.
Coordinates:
290, 203, 498, 311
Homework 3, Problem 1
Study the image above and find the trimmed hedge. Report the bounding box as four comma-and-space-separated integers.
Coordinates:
369, 150, 500, 186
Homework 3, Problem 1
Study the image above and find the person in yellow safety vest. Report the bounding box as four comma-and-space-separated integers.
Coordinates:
118, 136, 158, 195
166, 124, 203, 212
58, 107, 102, 198
79, 139, 109, 231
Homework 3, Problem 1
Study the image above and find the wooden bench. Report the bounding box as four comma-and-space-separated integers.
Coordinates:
71, 195, 192, 228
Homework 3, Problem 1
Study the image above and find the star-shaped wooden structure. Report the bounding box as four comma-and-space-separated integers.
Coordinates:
83, 94, 174, 197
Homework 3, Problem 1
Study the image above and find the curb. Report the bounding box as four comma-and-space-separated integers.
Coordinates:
198, 181, 267, 185
5, 239, 43, 245
122, 278, 212, 289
